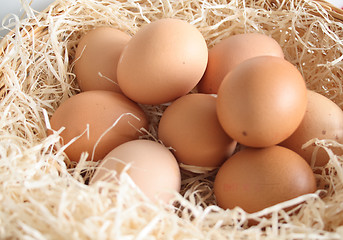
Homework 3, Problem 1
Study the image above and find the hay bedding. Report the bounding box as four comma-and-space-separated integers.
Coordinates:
1, 0, 343, 239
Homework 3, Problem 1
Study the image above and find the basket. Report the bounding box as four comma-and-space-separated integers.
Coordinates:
1, 0, 343, 239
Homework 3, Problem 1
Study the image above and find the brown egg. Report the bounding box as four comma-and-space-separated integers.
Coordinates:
117, 18, 208, 105
49, 91, 148, 162
280, 90, 343, 167
197, 33, 284, 94
216, 56, 307, 148
74, 27, 131, 93
90, 139, 181, 203
158, 93, 237, 167
214, 146, 317, 213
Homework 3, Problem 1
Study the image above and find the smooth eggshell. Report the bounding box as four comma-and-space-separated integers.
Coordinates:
90, 139, 181, 203
214, 146, 317, 213
280, 90, 343, 167
158, 93, 237, 167
49, 91, 148, 162
74, 27, 131, 93
197, 33, 284, 94
117, 18, 208, 104
216, 56, 307, 148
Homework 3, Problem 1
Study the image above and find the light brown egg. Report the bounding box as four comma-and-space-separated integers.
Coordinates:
117, 18, 208, 105
216, 56, 307, 148
90, 139, 181, 203
49, 91, 148, 162
214, 146, 317, 213
197, 33, 284, 94
280, 90, 343, 167
158, 93, 237, 167
74, 27, 131, 93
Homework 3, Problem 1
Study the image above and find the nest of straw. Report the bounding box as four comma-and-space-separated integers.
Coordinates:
1, 0, 343, 239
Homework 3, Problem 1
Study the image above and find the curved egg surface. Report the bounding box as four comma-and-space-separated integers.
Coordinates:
280, 90, 343, 167
117, 18, 208, 105
49, 91, 148, 162
214, 146, 317, 213
197, 33, 284, 94
90, 139, 181, 203
158, 93, 237, 167
74, 27, 131, 93
216, 56, 307, 148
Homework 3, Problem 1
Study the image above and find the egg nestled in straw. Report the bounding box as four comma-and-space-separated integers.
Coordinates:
280, 90, 343, 167
117, 18, 208, 105
74, 27, 131, 93
49, 91, 149, 163
90, 139, 181, 203
214, 146, 317, 213
158, 93, 237, 168
216, 55, 308, 148
197, 33, 284, 94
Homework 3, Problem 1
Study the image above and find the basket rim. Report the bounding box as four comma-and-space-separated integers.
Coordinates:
314, 0, 343, 21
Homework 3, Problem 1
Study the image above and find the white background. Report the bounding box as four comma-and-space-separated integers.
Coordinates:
327, 0, 343, 8
0, 0, 55, 38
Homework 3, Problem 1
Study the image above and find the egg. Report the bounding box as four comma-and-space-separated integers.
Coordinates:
117, 18, 208, 105
216, 56, 307, 148
49, 91, 148, 162
197, 33, 284, 94
90, 139, 181, 203
214, 146, 317, 213
74, 27, 131, 93
280, 90, 343, 167
158, 93, 237, 167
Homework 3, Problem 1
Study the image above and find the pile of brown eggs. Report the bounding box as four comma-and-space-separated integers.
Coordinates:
49, 18, 343, 213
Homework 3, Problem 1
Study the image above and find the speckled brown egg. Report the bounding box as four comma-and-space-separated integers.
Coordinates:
214, 146, 317, 213
216, 56, 307, 148
280, 90, 343, 167
49, 91, 148, 162
117, 18, 208, 105
197, 33, 284, 94
74, 27, 131, 93
158, 93, 237, 167
90, 139, 181, 203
